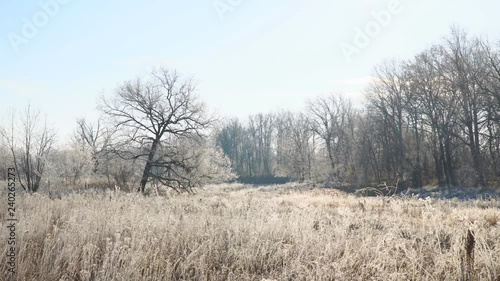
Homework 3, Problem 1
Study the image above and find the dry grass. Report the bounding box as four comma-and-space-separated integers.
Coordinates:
1, 183, 500, 280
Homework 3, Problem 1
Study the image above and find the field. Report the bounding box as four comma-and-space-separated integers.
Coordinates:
1, 183, 500, 280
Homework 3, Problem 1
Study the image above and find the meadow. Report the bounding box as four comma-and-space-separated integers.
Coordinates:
1, 183, 499, 280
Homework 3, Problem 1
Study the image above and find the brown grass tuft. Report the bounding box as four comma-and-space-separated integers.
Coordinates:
461, 229, 476, 281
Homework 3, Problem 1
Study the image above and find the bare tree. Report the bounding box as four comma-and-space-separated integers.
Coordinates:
0, 105, 56, 193
367, 61, 410, 183
99, 68, 213, 193
477, 39, 500, 180
0, 130, 11, 180
247, 113, 274, 177
76, 118, 115, 174
410, 49, 459, 186
50, 136, 90, 185
308, 95, 353, 181
438, 28, 487, 186
288, 113, 313, 181
216, 118, 245, 175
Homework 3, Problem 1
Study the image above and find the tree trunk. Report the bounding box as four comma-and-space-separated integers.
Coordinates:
139, 139, 160, 193
326, 137, 336, 172
413, 115, 422, 188
444, 135, 457, 186
472, 105, 485, 186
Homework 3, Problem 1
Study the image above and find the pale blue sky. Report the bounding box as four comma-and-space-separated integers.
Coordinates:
1, 0, 499, 143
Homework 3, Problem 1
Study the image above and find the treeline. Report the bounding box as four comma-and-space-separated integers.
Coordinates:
216, 28, 500, 188
1, 28, 499, 192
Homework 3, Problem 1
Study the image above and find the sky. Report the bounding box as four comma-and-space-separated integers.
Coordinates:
1, 0, 499, 144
